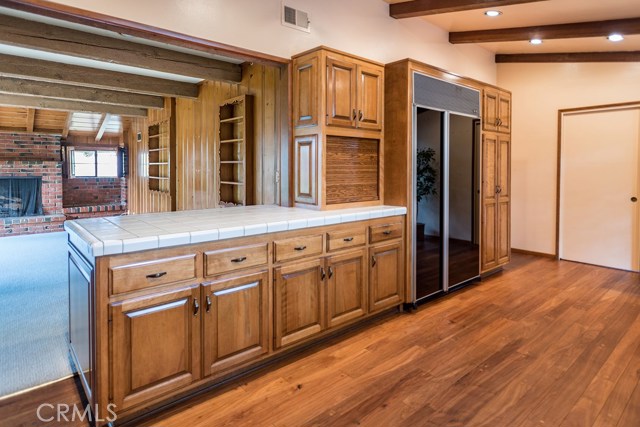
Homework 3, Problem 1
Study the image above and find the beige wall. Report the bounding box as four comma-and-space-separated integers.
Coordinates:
497, 62, 640, 255
48, 0, 496, 84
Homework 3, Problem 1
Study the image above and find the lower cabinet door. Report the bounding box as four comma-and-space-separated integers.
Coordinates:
369, 241, 404, 312
274, 259, 325, 348
327, 249, 366, 328
202, 271, 269, 377
110, 285, 201, 410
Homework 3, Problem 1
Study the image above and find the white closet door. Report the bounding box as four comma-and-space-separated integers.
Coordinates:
560, 107, 640, 271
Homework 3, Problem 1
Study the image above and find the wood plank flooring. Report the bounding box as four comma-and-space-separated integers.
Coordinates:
1, 253, 638, 427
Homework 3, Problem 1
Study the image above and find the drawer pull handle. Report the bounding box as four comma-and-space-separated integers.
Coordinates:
343, 237, 354, 242
146, 272, 167, 279
205, 295, 212, 313
294, 245, 307, 251
328, 266, 334, 279
383, 230, 392, 235
231, 256, 247, 263
193, 299, 200, 316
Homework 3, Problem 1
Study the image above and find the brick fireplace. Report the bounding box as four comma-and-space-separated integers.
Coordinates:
0, 133, 65, 236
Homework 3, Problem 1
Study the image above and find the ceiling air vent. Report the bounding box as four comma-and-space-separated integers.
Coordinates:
282, 4, 310, 33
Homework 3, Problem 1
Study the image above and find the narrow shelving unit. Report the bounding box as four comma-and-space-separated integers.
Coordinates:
217, 94, 253, 207
148, 122, 170, 193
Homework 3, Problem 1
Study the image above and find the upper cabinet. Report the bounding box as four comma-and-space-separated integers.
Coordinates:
292, 47, 385, 210
483, 88, 511, 133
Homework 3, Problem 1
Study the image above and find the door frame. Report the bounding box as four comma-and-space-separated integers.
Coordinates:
555, 100, 640, 268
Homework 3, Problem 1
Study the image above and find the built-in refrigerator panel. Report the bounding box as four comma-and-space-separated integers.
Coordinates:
412, 72, 481, 303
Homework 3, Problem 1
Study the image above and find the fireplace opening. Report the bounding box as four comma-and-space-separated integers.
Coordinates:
0, 177, 44, 218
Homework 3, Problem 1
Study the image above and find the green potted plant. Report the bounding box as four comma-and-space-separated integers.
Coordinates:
416, 147, 437, 241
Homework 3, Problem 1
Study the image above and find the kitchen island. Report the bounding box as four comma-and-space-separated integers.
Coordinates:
66, 204, 406, 425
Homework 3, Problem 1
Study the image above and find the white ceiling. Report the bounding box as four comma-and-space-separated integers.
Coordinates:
384, 0, 640, 54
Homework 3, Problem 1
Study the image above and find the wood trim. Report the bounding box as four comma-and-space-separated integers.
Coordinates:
0, 14, 241, 82
0, 0, 289, 66
511, 248, 556, 259
292, 45, 384, 67
390, 0, 546, 19
450, 18, 640, 44
555, 101, 640, 263
25, 107, 34, 132
0, 53, 199, 98
496, 51, 640, 63
0, 93, 147, 116
0, 77, 165, 108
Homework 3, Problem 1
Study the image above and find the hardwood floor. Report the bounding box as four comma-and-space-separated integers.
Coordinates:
1, 253, 639, 427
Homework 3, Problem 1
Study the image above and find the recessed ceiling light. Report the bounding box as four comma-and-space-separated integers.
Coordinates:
608, 34, 624, 42
484, 10, 502, 17
530, 38, 543, 45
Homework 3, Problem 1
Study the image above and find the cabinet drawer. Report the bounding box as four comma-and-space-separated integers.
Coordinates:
204, 244, 268, 277
369, 222, 403, 243
274, 234, 323, 263
109, 254, 197, 295
327, 228, 366, 252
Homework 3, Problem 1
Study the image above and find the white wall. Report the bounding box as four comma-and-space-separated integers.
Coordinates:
497, 62, 640, 255
48, 0, 496, 84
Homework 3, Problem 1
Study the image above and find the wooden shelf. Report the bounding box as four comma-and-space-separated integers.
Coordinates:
148, 122, 170, 193
218, 95, 252, 206
149, 162, 169, 166
220, 116, 244, 123
149, 176, 170, 180
148, 148, 168, 152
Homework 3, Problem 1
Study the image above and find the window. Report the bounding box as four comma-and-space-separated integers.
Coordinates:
70, 149, 119, 178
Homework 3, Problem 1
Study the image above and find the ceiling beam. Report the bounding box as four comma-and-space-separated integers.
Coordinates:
389, 0, 547, 19
0, 53, 198, 98
0, 14, 242, 82
62, 112, 72, 138
450, 17, 640, 43
0, 77, 165, 109
0, 0, 289, 66
25, 108, 35, 132
0, 94, 148, 117
95, 113, 111, 141
496, 51, 640, 63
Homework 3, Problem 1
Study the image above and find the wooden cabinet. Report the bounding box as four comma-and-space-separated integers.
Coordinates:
72, 215, 405, 424
274, 259, 325, 348
218, 95, 253, 206
369, 241, 404, 313
326, 249, 367, 328
292, 46, 384, 209
202, 271, 269, 376
483, 88, 511, 134
110, 285, 201, 410
481, 133, 511, 272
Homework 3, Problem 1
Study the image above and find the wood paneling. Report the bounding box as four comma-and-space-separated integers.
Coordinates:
173, 63, 283, 211
325, 136, 379, 205
293, 134, 318, 205
292, 54, 318, 128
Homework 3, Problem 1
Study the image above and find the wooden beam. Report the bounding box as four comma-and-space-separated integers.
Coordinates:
25, 108, 35, 132
0, 14, 242, 82
95, 113, 111, 141
0, 0, 289, 66
450, 17, 640, 43
0, 94, 147, 116
496, 51, 640, 63
0, 53, 199, 98
390, 0, 547, 18
0, 77, 165, 109
62, 112, 72, 138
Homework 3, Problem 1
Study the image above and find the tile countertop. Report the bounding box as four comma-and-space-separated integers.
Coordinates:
65, 204, 407, 262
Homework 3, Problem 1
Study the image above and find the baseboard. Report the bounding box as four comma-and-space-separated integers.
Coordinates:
512, 248, 557, 259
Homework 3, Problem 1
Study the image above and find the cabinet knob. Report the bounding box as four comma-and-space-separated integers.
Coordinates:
383, 230, 392, 235
193, 299, 200, 316
632, 197, 638, 202
352, 109, 357, 121
321, 267, 326, 280
328, 266, 334, 279
294, 245, 307, 251
372, 255, 377, 267
205, 295, 212, 313
343, 237, 354, 242
359, 110, 363, 121
231, 256, 247, 263
146, 271, 167, 279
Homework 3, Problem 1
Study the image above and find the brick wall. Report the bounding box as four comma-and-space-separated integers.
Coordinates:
63, 177, 126, 206
0, 133, 61, 161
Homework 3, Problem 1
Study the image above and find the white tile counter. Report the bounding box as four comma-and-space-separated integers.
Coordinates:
65, 205, 407, 262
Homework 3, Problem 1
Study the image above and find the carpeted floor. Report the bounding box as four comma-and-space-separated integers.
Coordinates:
0, 231, 74, 397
